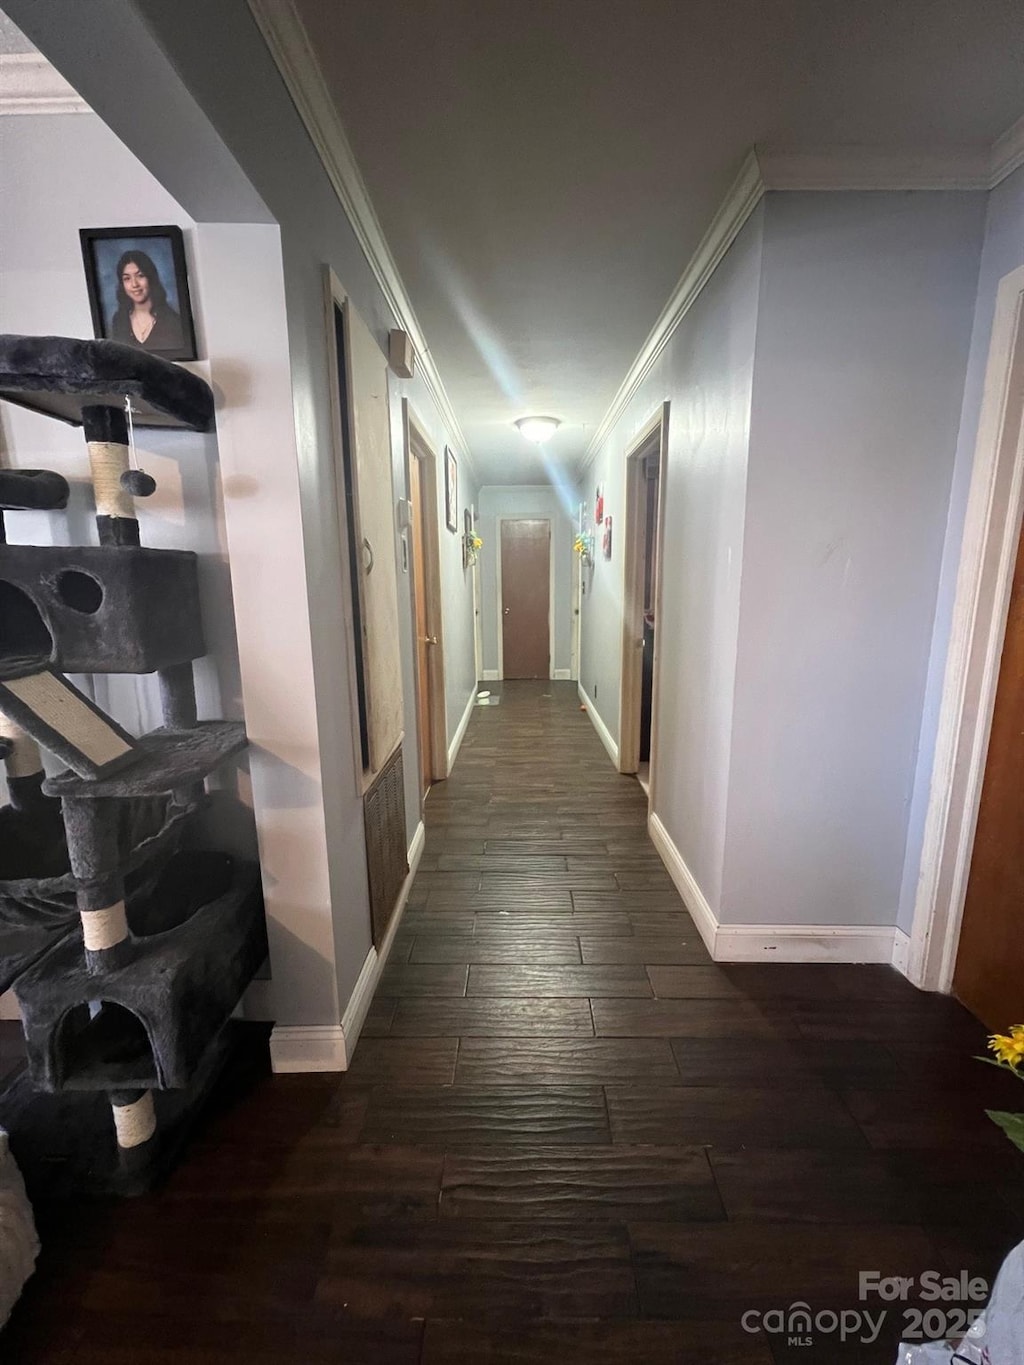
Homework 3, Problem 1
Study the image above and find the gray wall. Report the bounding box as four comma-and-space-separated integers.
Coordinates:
723, 190, 985, 928
577, 206, 764, 905
579, 188, 987, 933
897, 163, 1024, 932
8, 0, 479, 1025
478, 485, 575, 677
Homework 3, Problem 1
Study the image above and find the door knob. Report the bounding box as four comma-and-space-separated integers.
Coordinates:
504, 607, 510, 616
420, 635, 438, 645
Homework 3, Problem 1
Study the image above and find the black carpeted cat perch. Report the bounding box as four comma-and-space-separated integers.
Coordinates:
0, 334, 266, 1194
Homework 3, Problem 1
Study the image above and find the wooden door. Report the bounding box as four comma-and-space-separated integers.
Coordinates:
501, 520, 550, 679
409, 454, 433, 795
341, 297, 403, 778
953, 519, 1024, 1029
639, 453, 660, 763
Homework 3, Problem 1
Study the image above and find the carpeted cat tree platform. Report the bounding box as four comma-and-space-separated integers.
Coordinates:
0, 335, 267, 1197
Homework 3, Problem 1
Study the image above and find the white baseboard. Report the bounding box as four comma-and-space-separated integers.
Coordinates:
270, 819, 425, 1073
648, 810, 898, 964
481, 669, 500, 681
0, 991, 20, 1021
269, 1024, 347, 1072
552, 668, 571, 681
448, 687, 476, 769
577, 682, 619, 766
647, 811, 718, 955
891, 927, 911, 976
715, 923, 897, 963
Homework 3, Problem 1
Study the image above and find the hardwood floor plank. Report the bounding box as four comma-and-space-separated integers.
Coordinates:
840, 1086, 1011, 1150
791, 998, 986, 1045
592, 998, 797, 1038
708, 1148, 921, 1224
410, 935, 582, 964
390, 998, 594, 1036
582, 937, 711, 965
629, 1222, 942, 1321
669, 1037, 902, 1088
426, 891, 576, 911
360, 1085, 609, 1145
161, 1142, 445, 1221
318, 1220, 637, 1319
647, 965, 753, 998
456, 1037, 681, 1086
440, 1146, 724, 1221
376, 964, 469, 997
605, 1086, 867, 1148
467, 966, 652, 997
359, 997, 397, 1037
344, 1039, 459, 1085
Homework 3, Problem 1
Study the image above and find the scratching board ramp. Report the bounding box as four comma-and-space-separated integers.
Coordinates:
0, 669, 137, 780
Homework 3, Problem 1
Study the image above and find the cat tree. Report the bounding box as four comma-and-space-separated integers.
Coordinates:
0, 335, 266, 1194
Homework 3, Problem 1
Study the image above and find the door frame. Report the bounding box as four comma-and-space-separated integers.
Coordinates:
570, 545, 582, 682
471, 523, 483, 685
495, 516, 555, 680
908, 263, 1024, 992
323, 266, 374, 796
402, 400, 449, 789
618, 403, 670, 786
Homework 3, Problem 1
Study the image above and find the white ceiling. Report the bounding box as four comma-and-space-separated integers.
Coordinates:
296, 0, 1023, 484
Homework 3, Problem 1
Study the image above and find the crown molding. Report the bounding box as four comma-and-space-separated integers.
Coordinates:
756, 144, 992, 191
247, 0, 474, 478
991, 112, 1024, 189
0, 52, 89, 115
579, 149, 766, 472
580, 123, 1024, 473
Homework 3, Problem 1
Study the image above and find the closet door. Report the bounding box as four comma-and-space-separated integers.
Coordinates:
328, 276, 403, 785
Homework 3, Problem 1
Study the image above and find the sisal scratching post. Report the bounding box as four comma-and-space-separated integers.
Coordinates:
109, 1089, 157, 1168
82, 404, 139, 548
157, 661, 198, 731
0, 713, 43, 781
0, 712, 48, 814
61, 796, 133, 973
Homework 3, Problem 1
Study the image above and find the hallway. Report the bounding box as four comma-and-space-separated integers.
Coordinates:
5, 682, 1024, 1363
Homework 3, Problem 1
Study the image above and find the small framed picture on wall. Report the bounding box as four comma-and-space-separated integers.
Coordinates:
445, 448, 459, 532
79, 225, 198, 361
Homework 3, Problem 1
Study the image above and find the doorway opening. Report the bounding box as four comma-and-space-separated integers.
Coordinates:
404, 404, 448, 800
953, 514, 1024, 1027
619, 404, 669, 794
497, 518, 552, 679
908, 263, 1024, 1001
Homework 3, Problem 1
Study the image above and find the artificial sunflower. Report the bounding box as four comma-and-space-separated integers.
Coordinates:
988, 1026, 1024, 1070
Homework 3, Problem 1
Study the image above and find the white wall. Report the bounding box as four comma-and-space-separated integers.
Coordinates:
478, 484, 575, 678
723, 190, 985, 929
0, 114, 256, 861
578, 206, 764, 903
898, 164, 1024, 933
7, 0, 479, 1037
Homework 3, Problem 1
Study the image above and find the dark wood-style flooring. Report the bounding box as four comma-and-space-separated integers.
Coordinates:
4, 681, 1023, 1363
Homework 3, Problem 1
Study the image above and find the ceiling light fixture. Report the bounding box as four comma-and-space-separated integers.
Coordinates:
515, 416, 561, 444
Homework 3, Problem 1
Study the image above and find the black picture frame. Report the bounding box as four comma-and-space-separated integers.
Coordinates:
445, 447, 459, 532
79, 225, 198, 361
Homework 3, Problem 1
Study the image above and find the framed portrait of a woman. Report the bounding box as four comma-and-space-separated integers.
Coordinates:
79, 225, 198, 361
